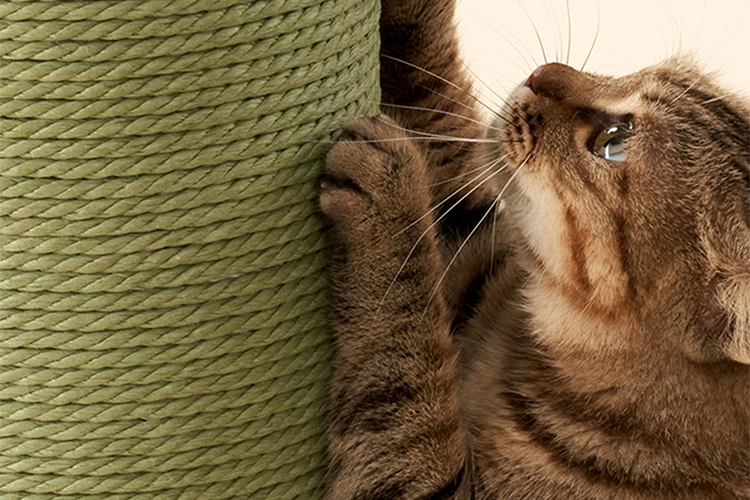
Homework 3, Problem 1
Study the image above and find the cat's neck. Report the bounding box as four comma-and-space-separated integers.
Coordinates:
519, 278, 750, 488
463, 268, 750, 496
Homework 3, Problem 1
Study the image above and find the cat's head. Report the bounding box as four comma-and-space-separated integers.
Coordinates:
495, 57, 750, 364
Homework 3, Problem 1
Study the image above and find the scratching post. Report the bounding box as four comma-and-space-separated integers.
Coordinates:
0, 0, 380, 497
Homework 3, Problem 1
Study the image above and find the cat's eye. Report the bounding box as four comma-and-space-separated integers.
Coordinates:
592, 122, 633, 162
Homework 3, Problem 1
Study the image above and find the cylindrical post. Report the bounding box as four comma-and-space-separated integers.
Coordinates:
0, 0, 380, 497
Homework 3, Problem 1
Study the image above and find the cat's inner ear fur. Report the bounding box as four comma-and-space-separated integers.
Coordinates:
704, 215, 750, 364
720, 277, 750, 364
715, 265, 750, 364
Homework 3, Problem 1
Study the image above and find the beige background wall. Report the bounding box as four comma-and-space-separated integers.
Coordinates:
455, 0, 750, 109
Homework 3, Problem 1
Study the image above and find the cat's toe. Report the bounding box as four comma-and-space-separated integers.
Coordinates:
321, 114, 428, 222
323, 115, 406, 190
319, 174, 368, 229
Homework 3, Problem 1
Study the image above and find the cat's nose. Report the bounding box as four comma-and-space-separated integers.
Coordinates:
525, 63, 581, 99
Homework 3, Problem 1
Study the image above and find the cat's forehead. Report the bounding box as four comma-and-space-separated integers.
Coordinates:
635, 60, 714, 100
589, 58, 749, 124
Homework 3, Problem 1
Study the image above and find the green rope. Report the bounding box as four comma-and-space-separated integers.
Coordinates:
0, 0, 381, 497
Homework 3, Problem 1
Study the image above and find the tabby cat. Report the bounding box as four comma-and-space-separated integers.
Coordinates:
319, 0, 750, 498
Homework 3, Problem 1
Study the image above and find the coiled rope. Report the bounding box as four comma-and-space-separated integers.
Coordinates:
0, 0, 380, 497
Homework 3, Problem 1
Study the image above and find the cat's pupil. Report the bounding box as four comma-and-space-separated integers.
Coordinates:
592, 122, 632, 162
603, 136, 625, 161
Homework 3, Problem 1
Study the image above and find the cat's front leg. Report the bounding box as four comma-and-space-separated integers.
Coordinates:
321, 115, 469, 500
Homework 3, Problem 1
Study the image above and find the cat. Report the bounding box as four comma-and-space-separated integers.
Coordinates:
319, 0, 750, 498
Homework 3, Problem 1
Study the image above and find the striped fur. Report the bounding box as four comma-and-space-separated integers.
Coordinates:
320, 1, 750, 498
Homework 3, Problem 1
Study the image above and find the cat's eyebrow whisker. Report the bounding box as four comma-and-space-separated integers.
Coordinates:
701, 95, 730, 105
564, 0, 573, 66
516, 0, 548, 65
580, 2, 600, 72
420, 153, 530, 321
667, 74, 704, 106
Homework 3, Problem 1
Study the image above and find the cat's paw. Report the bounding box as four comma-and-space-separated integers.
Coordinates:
320, 114, 430, 236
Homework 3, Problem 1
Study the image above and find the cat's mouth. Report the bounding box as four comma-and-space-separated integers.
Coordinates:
497, 64, 574, 169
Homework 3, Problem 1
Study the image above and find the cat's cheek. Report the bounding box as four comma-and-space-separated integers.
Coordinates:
514, 169, 631, 313
527, 282, 633, 353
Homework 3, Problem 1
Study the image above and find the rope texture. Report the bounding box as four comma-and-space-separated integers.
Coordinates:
0, 0, 380, 497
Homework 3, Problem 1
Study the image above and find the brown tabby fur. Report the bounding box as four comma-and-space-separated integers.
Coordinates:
319, 0, 750, 498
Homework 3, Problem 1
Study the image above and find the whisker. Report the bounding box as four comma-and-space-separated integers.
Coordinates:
517, 0, 548, 64
345, 97, 493, 129
539, 0, 563, 63
580, 2, 600, 72
701, 95, 730, 105
395, 155, 508, 237
314, 136, 494, 145
490, 193, 501, 274
345, 137, 493, 144
375, 55, 522, 129
581, 282, 603, 316
378, 159, 508, 313
668, 74, 704, 106
410, 136, 494, 143
420, 153, 530, 320
565, 0, 573, 66
458, 60, 531, 127
430, 158, 504, 187
450, 63, 512, 122
488, 159, 514, 272
418, 81, 497, 118
462, 8, 537, 74
381, 102, 502, 131
385, 48, 526, 131
476, 49, 535, 86
370, 115, 498, 142
381, 53, 471, 96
